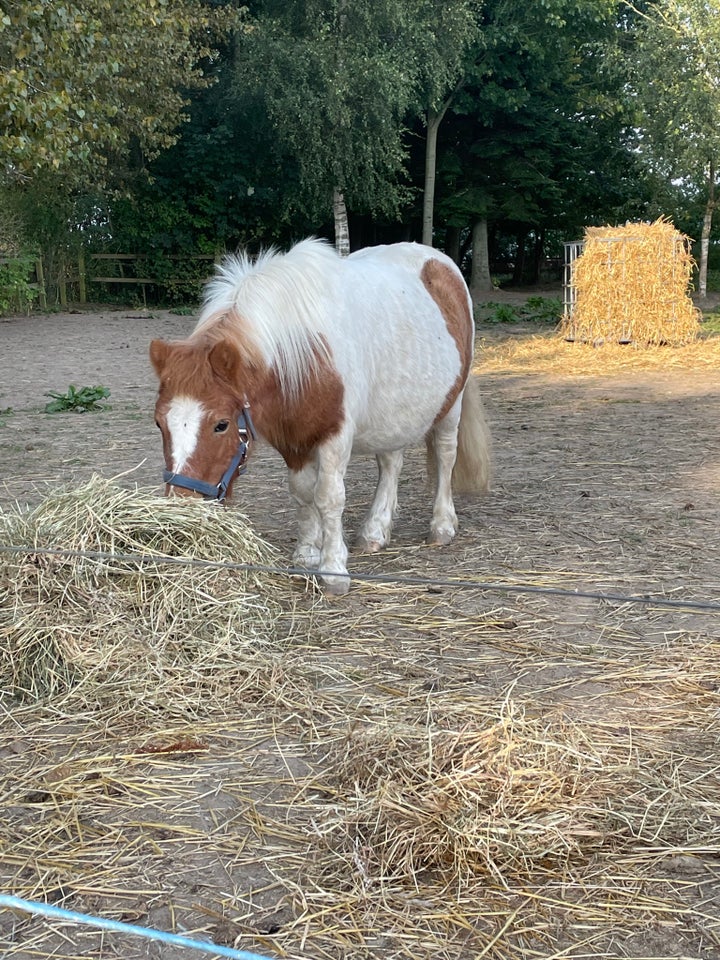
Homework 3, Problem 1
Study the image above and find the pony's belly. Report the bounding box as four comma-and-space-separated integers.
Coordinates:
347, 358, 460, 455
350, 410, 438, 455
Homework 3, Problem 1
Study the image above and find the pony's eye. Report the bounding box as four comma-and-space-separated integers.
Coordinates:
214, 420, 230, 433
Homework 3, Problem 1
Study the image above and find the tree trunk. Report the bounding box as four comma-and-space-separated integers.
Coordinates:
512, 231, 528, 286
422, 108, 443, 247
422, 78, 466, 248
333, 187, 350, 257
470, 218, 493, 298
532, 228, 545, 285
698, 159, 715, 299
445, 225, 461, 264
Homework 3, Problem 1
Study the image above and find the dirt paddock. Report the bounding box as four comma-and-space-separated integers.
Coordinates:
0, 300, 719, 959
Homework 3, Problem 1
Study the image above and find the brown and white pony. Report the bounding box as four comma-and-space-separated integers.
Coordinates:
149, 239, 491, 594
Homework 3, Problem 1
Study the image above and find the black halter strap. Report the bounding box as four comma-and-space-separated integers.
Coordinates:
163, 405, 257, 502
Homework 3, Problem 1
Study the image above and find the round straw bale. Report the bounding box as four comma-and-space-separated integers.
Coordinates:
0, 475, 295, 713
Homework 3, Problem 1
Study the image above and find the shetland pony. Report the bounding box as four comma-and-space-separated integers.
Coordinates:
149, 239, 491, 594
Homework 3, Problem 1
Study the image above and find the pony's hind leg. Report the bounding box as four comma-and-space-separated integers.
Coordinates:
288, 461, 322, 569
426, 404, 461, 546
356, 449, 404, 553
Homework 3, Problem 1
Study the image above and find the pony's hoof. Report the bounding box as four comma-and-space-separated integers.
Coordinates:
427, 529, 454, 546
321, 574, 351, 596
355, 536, 384, 554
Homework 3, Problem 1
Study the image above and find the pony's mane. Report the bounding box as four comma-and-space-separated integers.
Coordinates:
195, 238, 341, 396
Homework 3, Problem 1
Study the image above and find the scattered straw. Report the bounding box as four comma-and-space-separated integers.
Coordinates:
476, 328, 720, 376
313, 696, 717, 894
559, 218, 700, 346
2, 336, 720, 959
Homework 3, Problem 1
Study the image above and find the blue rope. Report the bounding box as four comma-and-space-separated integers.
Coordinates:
0, 895, 278, 960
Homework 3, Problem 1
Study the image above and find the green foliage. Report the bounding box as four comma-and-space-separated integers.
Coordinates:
478, 296, 562, 324
0, 255, 40, 313
44, 385, 110, 414
432, 0, 648, 245
623, 1, 720, 181
481, 302, 521, 323
1, 0, 692, 289
705, 269, 720, 292
700, 308, 720, 336
234, 0, 430, 221
0, 406, 13, 426
106, 56, 316, 251
524, 295, 563, 323
1, 180, 99, 306
133, 254, 210, 307
0, 1, 243, 189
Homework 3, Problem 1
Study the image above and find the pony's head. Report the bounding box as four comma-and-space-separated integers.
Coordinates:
149, 337, 257, 501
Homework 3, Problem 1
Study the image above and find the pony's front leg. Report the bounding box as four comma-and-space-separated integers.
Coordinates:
356, 449, 403, 552
314, 434, 352, 595
427, 407, 460, 546
288, 461, 322, 569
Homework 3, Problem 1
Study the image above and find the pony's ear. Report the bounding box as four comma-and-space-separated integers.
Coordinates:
149, 339, 172, 376
208, 339, 242, 385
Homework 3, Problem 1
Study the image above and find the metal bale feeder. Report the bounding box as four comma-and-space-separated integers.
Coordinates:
560, 218, 701, 346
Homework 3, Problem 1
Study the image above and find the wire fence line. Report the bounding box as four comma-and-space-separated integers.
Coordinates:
1, 543, 718, 614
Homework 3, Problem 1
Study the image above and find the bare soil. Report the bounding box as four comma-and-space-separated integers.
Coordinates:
0, 299, 719, 959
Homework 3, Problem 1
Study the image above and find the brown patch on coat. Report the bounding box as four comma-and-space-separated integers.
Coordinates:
420, 258, 474, 422
255, 346, 345, 472
149, 335, 345, 493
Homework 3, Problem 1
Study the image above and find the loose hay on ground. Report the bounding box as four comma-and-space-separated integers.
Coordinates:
477, 326, 720, 376
311, 696, 719, 892
2, 326, 720, 958
0, 475, 303, 714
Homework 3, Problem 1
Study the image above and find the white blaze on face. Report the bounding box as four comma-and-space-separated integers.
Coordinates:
166, 397, 205, 472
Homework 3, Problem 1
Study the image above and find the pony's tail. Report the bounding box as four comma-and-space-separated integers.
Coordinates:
451, 375, 492, 494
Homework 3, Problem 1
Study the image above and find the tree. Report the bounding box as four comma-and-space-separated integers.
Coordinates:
622, 0, 720, 297
106, 57, 315, 256
233, 0, 427, 252
0, 0, 241, 189
421, 0, 634, 289
401, 0, 479, 247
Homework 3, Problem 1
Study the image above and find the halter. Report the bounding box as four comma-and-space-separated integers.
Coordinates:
163, 404, 257, 503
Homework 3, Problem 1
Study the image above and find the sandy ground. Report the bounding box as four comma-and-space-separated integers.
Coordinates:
0, 300, 719, 959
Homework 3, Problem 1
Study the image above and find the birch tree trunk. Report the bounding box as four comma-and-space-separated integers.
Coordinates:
333, 187, 350, 258
470, 218, 493, 297
698, 159, 715, 299
332, 1, 351, 258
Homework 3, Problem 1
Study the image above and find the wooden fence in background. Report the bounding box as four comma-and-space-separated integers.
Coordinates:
5, 252, 220, 309
70, 252, 218, 306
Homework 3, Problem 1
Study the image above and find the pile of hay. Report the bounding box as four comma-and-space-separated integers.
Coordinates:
559, 218, 701, 346
0, 476, 296, 713
314, 699, 704, 893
